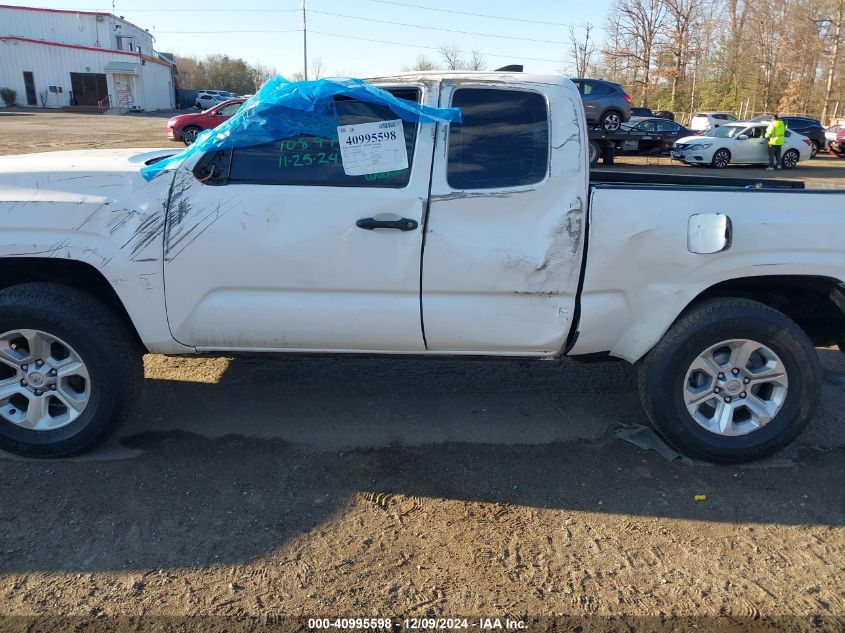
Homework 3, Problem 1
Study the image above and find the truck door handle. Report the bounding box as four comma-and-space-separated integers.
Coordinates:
356, 217, 418, 231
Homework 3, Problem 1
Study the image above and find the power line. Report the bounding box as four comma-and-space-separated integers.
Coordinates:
309, 9, 567, 44
156, 29, 302, 34
359, 0, 584, 28
88, 2, 581, 29
95, 8, 301, 11
309, 29, 562, 63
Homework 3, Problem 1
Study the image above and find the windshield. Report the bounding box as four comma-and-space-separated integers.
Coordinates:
704, 126, 745, 138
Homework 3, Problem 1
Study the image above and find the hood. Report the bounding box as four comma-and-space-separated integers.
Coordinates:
675, 135, 713, 145
0, 148, 177, 199
168, 112, 207, 126
0, 148, 179, 265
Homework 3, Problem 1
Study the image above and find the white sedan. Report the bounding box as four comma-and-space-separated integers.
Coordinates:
671, 122, 813, 169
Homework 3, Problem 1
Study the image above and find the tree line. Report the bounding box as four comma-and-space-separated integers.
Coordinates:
571, 0, 844, 124
175, 54, 277, 95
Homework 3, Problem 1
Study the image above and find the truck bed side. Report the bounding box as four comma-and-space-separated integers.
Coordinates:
570, 185, 845, 362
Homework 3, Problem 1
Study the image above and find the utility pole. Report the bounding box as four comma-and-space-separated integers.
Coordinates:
302, 0, 309, 81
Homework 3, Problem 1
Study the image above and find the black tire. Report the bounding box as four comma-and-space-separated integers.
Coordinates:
588, 140, 600, 167
637, 298, 820, 463
710, 148, 730, 168
0, 283, 143, 457
810, 140, 820, 158
599, 110, 623, 132
181, 126, 203, 146
781, 148, 800, 169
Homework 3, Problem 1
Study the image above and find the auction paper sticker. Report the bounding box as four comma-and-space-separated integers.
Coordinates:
337, 120, 408, 176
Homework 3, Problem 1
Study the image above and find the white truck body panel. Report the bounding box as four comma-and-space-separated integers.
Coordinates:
572, 187, 845, 361
0, 149, 189, 353
421, 78, 587, 354
161, 81, 437, 352
0, 73, 843, 364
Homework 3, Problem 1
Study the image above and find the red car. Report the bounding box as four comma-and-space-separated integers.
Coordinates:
830, 128, 845, 157
166, 98, 246, 146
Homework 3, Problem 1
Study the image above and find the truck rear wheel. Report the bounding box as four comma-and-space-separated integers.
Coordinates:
0, 283, 143, 457
637, 298, 820, 463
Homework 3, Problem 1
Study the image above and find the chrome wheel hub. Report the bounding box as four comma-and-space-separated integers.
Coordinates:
0, 329, 91, 431
683, 339, 788, 437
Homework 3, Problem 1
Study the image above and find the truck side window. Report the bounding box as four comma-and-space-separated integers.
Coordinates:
447, 89, 549, 190
227, 88, 420, 188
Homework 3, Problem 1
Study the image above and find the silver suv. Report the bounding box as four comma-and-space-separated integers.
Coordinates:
571, 78, 632, 131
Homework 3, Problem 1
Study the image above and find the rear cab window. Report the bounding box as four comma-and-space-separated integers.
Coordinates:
446, 88, 549, 190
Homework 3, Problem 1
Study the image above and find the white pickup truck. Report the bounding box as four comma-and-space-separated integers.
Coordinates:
0, 72, 843, 462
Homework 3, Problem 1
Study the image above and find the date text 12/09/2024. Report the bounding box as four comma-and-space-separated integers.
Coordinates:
308, 618, 527, 630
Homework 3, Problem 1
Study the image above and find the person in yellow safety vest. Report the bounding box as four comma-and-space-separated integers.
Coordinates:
765, 114, 787, 171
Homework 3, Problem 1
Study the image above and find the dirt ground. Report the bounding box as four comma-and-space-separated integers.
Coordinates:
0, 110, 843, 631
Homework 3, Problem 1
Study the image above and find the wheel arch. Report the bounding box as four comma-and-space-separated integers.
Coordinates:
576, 274, 845, 364
687, 275, 845, 349
0, 258, 146, 351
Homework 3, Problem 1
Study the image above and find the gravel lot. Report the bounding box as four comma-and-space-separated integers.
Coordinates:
0, 110, 843, 631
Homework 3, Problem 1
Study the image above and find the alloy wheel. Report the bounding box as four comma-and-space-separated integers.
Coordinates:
683, 339, 788, 437
0, 329, 91, 431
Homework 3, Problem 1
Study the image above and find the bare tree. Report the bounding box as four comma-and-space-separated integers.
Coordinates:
468, 50, 487, 71
310, 57, 327, 80
248, 63, 276, 92
439, 43, 464, 70
437, 43, 485, 70
662, 0, 705, 110
569, 23, 596, 77
819, 0, 844, 122
403, 55, 439, 71
603, 0, 667, 106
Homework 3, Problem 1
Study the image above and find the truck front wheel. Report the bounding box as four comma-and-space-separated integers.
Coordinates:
637, 298, 820, 463
0, 283, 143, 457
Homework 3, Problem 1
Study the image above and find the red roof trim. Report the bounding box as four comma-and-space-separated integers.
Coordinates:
0, 36, 173, 67
0, 4, 110, 17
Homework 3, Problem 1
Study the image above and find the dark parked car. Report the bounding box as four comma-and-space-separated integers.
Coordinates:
750, 115, 826, 157
571, 78, 632, 131
631, 107, 654, 117
652, 110, 675, 121
166, 98, 246, 145
616, 117, 695, 156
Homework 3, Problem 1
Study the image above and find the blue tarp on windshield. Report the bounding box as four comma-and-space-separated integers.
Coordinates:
141, 76, 462, 181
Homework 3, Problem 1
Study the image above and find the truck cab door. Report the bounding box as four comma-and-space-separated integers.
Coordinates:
162, 86, 434, 352
421, 80, 587, 355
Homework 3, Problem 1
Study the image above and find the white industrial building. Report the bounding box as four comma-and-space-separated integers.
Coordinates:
0, 4, 175, 111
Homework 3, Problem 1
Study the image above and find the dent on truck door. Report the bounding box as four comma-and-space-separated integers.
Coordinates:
421, 82, 588, 354
162, 87, 435, 352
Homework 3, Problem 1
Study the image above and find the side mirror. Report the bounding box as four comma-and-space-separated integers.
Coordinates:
738, 134, 749, 140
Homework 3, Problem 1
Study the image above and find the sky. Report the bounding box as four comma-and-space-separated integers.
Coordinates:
4, 0, 615, 77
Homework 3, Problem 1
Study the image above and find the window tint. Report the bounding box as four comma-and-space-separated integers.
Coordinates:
227, 88, 419, 187
656, 120, 679, 132
217, 102, 243, 116
447, 88, 549, 190
582, 81, 610, 96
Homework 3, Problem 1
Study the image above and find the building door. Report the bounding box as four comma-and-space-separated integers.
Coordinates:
69, 73, 108, 106
113, 74, 135, 108
22, 72, 37, 106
